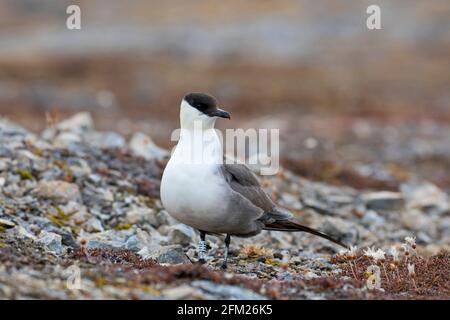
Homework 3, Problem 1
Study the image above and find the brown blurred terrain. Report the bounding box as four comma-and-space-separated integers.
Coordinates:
0, 0, 450, 189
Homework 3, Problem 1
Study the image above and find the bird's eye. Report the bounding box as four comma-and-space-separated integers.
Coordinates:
196, 103, 208, 112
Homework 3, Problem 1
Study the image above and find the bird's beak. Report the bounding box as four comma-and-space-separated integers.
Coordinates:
210, 108, 231, 119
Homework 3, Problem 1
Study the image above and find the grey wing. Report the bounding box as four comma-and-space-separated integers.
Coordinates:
221, 163, 347, 247
220, 163, 292, 222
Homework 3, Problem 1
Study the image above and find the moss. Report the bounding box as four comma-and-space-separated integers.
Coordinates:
264, 258, 280, 266
33, 148, 44, 157
48, 215, 64, 227
139, 196, 156, 208
141, 286, 160, 295
48, 206, 70, 227
55, 206, 69, 220
53, 159, 66, 169
94, 277, 107, 287
17, 169, 33, 180
114, 223, 132, 230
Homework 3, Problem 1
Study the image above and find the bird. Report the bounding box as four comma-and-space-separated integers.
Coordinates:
160, 93, 348, 269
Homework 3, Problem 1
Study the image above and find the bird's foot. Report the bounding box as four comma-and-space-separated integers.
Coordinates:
221, 262, 228, 270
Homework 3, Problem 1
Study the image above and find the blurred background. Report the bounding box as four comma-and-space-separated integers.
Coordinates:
0, 0, 449, 191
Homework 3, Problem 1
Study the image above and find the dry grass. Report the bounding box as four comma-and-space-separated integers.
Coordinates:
67, 246, 449, 299
239, 245, 274, 260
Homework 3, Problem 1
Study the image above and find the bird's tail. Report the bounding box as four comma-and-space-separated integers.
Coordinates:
263, 220, 348, 249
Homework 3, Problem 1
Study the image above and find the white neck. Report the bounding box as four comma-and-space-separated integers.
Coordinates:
173, 101, 223, 165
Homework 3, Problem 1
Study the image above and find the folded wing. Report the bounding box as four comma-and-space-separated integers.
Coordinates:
220, 163, 347, 248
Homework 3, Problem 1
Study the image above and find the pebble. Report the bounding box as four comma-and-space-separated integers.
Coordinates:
83, 184, 114, 204
84, 217, 105, 233
0, 218, 15, 229
279, 193, 302, 210
0, 112, 449, 300
162, 285, 203, 299
83, 230, 135, 250
400, 209, 434, 233
11, 225, 37, 241
125, 206, 154, 225
401, 183, 449, 214
149, 210, 178, 228
85, 131, 126, 149
321, 218, 359, 245
33, 180, 81, 204
361, 210, 385, 228
139, 245, 189, 264
68, 159, 92, 177
362, 191, 405, 211
303, 271, 319, 280
0, 158, 9, 171
129, 132, 169, 160
167, 224, 196, 246
28, 216, 77, 247
38, 230, 63, 254
57, 112, 94, 134
125, 235, 143, 251
53, 132, 82, 149
192, 280, 266, 300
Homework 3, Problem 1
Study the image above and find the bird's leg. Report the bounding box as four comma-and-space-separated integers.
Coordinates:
221, 234, 231, 270
198, 230, 207, 264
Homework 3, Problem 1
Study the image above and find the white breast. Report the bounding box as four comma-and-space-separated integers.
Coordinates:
161, 162, 226, 223
160, 127, 228, 230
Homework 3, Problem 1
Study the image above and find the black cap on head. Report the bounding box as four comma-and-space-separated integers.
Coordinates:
183, 93, 231, 119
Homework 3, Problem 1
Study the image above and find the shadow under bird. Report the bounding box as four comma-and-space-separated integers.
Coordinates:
160, 93, 348, 269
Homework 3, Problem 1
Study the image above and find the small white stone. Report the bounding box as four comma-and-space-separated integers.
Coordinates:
0, 218, 15, 229
33, 180, 81, 204
57, 112, 94, 134
303, 271, 319, 280
125, 206, 154, 224
129, 132, 168, 160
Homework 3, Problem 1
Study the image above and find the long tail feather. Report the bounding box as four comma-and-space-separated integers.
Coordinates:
264, 220, 348, 249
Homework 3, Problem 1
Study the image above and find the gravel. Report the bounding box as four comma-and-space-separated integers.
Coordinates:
0, 113, 448, 299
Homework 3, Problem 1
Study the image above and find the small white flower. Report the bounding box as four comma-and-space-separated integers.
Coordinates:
390, 246, 400, 262
405, 236, 417, 249
137, 246, 152, 260
364, 247, 385, 263
347, 246, 358, 259
363, 247, 377, 259
407, 263, 415, 276
373, 249, 386, 262
341, 245, 358, 259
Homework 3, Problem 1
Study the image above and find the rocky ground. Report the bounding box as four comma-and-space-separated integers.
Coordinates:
0, 112, 449, 300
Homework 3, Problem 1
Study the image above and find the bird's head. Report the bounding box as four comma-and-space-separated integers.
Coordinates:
180, 93, 231, 129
